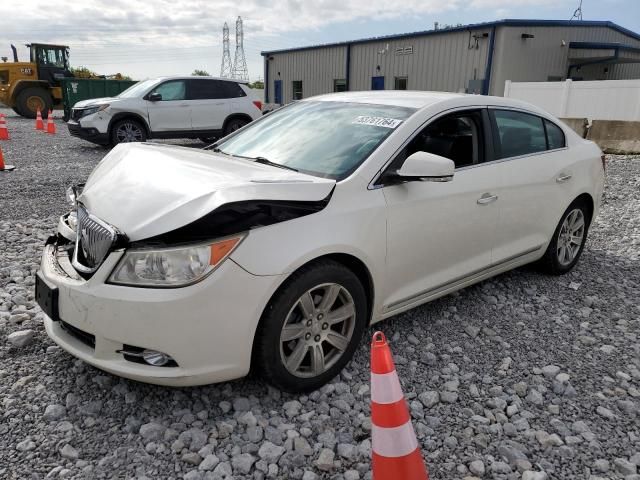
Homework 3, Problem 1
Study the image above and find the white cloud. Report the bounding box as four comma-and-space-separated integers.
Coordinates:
0, 0, 571, 79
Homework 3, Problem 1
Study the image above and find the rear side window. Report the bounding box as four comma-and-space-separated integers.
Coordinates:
189, 79, 246, 100
544, 119, 566, 150
493, 110, 547, 159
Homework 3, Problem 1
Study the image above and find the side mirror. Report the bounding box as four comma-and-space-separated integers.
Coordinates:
393, 151, 454, 183
148, 92, 162, 102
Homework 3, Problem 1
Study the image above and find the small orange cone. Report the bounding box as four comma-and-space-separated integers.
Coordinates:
46, 110, 56, 134
0, 114, 9, 140
0, 145, 15, 171
371, 332, 429, 480
35, 108, 44, 130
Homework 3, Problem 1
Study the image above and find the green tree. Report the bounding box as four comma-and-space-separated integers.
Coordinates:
248, 81, 264, 89
192, 69, 210, 76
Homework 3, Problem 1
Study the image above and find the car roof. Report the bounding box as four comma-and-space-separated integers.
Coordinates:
151, 75, 247, 84
305, 90, 554, 117
309, 90, 465, 109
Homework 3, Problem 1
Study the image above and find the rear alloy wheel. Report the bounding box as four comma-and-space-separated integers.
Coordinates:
223, 118, 248, 136
111, 119, 147, 145
255, 261, 367, 392
538, 201, 590, 275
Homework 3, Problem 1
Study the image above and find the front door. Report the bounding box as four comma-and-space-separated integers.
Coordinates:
274, 80, 282, 105
382, 109, 500, 313
146, 79, 191, 132
372, 76, 385, 90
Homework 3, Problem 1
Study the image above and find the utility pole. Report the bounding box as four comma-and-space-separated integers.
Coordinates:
232, 16, 249, 81
570, 0, 583, 20
220, 22, 232, 78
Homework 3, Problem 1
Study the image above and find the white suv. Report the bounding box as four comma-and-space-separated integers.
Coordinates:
67, 76, 262, 146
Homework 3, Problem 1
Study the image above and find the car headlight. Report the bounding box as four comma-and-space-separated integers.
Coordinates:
108, 235, 244, 288
81, 104, 109, 117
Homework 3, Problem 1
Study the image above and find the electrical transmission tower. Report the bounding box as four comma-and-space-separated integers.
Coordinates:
232, 16, 249, 81
220, 22, 233, 78
570, 0, 583, 20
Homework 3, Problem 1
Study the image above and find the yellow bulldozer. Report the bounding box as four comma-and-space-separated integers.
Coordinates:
0, 43, 73, 118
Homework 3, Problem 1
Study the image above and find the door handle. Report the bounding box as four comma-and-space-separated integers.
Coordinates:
477, 193, 498, 205
556, 174, 572, 183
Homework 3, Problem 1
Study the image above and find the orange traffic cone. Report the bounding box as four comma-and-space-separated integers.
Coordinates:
0, 114, 9, 140
371, 332, 429, 480
35, 108, 44, 130
46, 110, 56, 134
0, 145, 15, 171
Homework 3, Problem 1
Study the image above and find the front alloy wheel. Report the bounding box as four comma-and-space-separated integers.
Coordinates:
112, 119, 146, 145
255, 260, 367, 392
280, 283, 357, 378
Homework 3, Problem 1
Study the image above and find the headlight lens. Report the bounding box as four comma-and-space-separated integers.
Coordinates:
108, 236, 243, 287
81, 104, 109, 117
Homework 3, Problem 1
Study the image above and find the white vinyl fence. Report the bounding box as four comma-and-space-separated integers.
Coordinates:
504, 79, 640, 122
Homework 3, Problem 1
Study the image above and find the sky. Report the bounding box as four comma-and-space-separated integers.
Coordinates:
1, 0, 639, 82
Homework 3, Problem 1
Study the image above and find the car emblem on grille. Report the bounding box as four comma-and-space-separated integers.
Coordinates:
72, 205, 118, 274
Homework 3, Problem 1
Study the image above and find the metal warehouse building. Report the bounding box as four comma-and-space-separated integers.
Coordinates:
262, 19, 640, 105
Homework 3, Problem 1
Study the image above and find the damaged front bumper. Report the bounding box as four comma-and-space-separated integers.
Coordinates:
37, 214, 285, 387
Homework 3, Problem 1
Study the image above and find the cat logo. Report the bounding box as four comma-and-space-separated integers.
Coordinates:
20, 68, 34, 76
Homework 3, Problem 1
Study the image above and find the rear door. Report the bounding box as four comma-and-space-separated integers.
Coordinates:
146, 79, 191, 132
188, 79, 230, 131
489, 108, 574, 264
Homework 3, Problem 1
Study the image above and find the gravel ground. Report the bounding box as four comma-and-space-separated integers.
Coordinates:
1, 108, 639, 480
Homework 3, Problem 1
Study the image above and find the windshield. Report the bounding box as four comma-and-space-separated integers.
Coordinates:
117, 79, 158, 98
217, 101, 416, 180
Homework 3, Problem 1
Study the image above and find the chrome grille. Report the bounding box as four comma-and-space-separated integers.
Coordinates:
72, 205, 117, 273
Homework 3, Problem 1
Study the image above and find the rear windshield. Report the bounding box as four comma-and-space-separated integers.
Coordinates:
217, 101, 416, 180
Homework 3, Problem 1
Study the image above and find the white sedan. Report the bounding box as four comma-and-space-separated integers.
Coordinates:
36, 91, 605, 392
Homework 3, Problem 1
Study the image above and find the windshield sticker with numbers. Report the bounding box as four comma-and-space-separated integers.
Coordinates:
352, 116, 403, 129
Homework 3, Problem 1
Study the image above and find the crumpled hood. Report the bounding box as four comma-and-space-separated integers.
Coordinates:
73, 97, 116, 108
78, 143, 336, 241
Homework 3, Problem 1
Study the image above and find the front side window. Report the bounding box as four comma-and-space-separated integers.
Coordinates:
493, 110, 546, 159
217, 101, 415, 180
292, 81, 303, 100
395, 110, 485, 170
150, 80, 186, 101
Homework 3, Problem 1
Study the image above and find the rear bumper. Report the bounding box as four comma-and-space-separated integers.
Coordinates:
67, 122, 110, 145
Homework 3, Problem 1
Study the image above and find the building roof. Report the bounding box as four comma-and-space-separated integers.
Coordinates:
261, 19, 640, 56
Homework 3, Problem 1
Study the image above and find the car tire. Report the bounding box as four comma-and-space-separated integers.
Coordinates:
111, 119, 147, 145
223, 118, 248, 136
15, 87, 53, 119
254, 260, 367, 393
537, 200, 591, 275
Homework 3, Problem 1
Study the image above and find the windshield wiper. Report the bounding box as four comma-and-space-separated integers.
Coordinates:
252, 157, 298, 172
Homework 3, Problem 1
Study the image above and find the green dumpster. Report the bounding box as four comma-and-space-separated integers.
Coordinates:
60, 78, 138, 121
